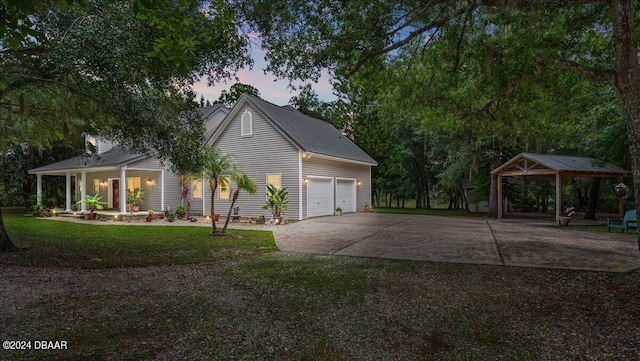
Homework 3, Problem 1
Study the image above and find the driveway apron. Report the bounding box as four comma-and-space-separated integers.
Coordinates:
273, 213, 640, 273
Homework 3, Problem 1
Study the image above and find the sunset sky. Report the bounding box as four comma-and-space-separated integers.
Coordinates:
192, 46, 337, 106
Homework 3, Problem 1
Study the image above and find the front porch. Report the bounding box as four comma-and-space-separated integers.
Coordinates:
28, 149, 167, 215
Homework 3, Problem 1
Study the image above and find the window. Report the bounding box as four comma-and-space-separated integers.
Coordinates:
93, 179, 100, 193
241, 109, 252, 136
266, 173, 282, 190
192, 178, 202, 199
218, 176, 230, 200
127, 177, 141, 192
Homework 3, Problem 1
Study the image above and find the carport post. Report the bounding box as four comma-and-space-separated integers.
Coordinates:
555, 172, 561, 225
497, 174, 503, 218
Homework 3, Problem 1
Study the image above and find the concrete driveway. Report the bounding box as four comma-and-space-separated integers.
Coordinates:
272, 213, 640, 273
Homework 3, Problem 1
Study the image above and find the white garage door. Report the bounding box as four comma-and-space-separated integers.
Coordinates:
336, 179, 356, 213
307, 177, 334, 217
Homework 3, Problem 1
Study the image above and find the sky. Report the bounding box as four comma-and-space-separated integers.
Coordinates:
192, 46, 337, 107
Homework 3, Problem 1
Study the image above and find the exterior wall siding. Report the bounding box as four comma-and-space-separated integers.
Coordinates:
302, 156, 372, 218
213, 104, 301, 220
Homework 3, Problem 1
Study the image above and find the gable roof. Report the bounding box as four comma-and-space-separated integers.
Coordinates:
28, 147, 145, 175
199, 104, 229, 144
491, 153, 628, 177
197, 103, 226, 119
214, 94, 377, 166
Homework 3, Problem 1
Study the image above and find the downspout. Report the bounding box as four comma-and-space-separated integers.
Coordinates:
299, 150, 303, 220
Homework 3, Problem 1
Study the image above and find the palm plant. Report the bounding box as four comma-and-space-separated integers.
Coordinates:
201, 148, 235, 235
221, 172, 257, 233
263, 185, 289, 218
78, 193, 106, 212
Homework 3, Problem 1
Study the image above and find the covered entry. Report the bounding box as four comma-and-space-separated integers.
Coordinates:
491, 153, 629, 224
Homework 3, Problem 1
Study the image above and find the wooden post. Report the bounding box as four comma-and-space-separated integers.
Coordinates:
497, 174, 503, 218
618, 175, 624, 218
555, 172, 561, 225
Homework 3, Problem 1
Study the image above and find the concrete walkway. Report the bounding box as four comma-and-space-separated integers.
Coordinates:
272, 213, 640, 273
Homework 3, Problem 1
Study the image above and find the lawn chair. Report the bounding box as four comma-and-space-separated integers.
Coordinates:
607, 210, 638, 233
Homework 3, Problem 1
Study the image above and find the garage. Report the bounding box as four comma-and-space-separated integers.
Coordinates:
336, 178, 356, 213
307, 176, 334, 217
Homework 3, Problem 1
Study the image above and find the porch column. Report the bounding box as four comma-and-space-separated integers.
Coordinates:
555, 172, 561, 225
80, 171, 87, 213
36, 174, 42, 206
160, 170, 165, 213
120, 166, 127, 214
65, 172, 72, 212
202, 174, 206, 216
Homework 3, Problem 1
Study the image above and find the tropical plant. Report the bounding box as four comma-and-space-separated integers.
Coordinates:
201, 148, 236, 235
221, 172, 257, 233
127, 188, 145, 206
77, 193, 106, 213
263, 185, 289, 218
174, 205, 187, 218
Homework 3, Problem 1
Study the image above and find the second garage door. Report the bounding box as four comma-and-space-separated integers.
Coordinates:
307, 177, 334, 217
336, 179, 356, 213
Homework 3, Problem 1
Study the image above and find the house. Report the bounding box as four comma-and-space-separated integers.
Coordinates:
28, 95, 377, 220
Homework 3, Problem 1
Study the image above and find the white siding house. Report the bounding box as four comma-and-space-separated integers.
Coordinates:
29, 97, 377, 221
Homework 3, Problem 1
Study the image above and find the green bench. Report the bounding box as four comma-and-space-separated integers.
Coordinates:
607, 210, 637, 233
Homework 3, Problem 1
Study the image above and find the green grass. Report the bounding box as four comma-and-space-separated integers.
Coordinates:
1, 214, 276, 268
374, 206, 487, 218
1, 213, 639, 360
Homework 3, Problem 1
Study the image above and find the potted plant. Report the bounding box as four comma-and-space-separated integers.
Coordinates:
256, 215, 265, 225
335, 206, 343, 215
263, 185, 289, 224
364, 202, 371, 213
77, 193, 106, 220
559, 206, 576, 226
166, 211, 175, 222
146, 209, 154, 222
174, 205, 186, 219
127, 188, 145, 212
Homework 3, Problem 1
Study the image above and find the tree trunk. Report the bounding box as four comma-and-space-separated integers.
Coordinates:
210, 180, 218, 235
584, 177, 601, 220
610, 0, 640, 251
0, 207, 18, 252
221, 189, 239, 234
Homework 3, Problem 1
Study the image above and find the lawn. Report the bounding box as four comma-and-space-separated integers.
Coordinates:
1, 213, 639, 360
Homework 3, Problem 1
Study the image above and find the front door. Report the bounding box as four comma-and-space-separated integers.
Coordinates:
112, 179, 120, 209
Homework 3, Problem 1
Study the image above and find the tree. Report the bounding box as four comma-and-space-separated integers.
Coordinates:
202, 147, 235, 235
216, 83, 261, 107
288, 84, 331, 120
242, 0, 640, 248
220, 172, 257, 234
0, 0, 253, 251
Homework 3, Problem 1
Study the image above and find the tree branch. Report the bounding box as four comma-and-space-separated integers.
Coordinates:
535, 57, 616, 85
19, 76, 102, 103
472, 65, 543, 116
0, 46, 47, 55
347, 3, 477, 77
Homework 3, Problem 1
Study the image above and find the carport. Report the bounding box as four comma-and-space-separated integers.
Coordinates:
491, 153, 629, 225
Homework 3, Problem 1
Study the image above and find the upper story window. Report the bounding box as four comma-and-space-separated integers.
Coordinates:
241, 109, 253, 136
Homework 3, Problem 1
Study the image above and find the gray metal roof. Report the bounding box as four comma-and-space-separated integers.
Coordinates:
197, 104, 225, 119
242, 95, 377, 165
201, 104, 229, 144
29, 147, 145, 174
491, 152, 628, 176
